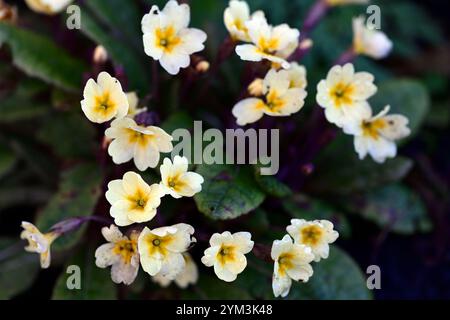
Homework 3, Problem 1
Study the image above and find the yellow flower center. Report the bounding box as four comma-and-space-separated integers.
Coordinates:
257, 36, 279, 54
330, 82, 355, 108
155, 25, 182, 53
361, 119, 386, 140
127, 188, 149, 211
94, 92, 116, 117
262, 89, 285, 113
277, 253, 294, 276
113, 239, 137, 264
216, 245, 236, 266
145, 234, 174, 257
300, 225, 324, 246
126, 129, 153, 147
167, 175, 185, 192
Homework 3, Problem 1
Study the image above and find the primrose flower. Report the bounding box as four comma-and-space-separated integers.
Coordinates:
286, 219, 339, 262
105, 172, 163, 226
141, 0, 207, 75
105, 117, 173, 171
152, 253, 198, 288
343, 105, 411, 163
316, 63, 377, 128
95, 225, 139, 285
81, 71, 129, 124
271, 235, 315, 298
126, 92, 147, 117
353, 16, 393, 60
233, 68, 307, 125
224, 0, 265, 42
20, 221, 59, 269
235, 14, 299, 69
159, 155, 204, 198
326, 0, 369, 6
138, 224, 196, 279
201, 231, 254, 282
25, 0, 73, 15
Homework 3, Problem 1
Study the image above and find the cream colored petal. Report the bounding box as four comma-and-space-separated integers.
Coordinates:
111, 260, 139, 285
232, 98, 265, 126
272, 273, 292, 298
101, 224, 124, 242
95, 243, 117, 268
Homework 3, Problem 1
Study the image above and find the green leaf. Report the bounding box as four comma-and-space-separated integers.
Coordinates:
289, 247, 372, 300
0, 95, 49, 123
254, 165, 292, 198
370, 79, 430, 140
52, 246, 116, 300
194, 164, 265, 220
0, 23, 86, 91
0, 186, 51, 211
161, 112, 194, 133
282, 194, 351, 238
0, 144, 15, 178
0, 238, 40, 299
344, 184, 432, 234
36, 163, 103, 251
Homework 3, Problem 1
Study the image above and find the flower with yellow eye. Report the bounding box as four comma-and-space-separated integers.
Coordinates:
25, 0, 73, 15
159, 156, 204, 198
235, 14, 299, 69
152, 252, 198, 288
353, 16, 393, 60
126, 92, 147, 117
141, 0, 207, 75
201, 231, 254, 282
284, 62, 307, 90
20, 221, 59, 269
326, 0, 369, 6
286, 219, 339, 262
105, 172, 163, 226
343, 105, 411, 163
95, 225, 139, 285
138, 224, 196, 279
233, 68, 307, 125
271, 235, 314, 298
316, 63, 377, 128
105, 117, 173, 171
81, 71, 129, 124
224, 0, 265, 42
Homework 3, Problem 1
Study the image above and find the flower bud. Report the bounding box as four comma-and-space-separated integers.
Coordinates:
247, 78, 264, 96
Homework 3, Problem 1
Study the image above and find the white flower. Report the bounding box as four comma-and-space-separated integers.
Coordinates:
152, 253, 198, 288
284, 62, 307, 90
138, 224, 196, 279
201, 231, 254, 282
105, 117, 173, 171
326, 0, 369, 6
286, 219, 339, 262
343, 105, 411, 163
271, 235, 314, 298
224, 0, 265, 42
20, 221, 59, 269
316, 63, 377, 128
235, 14, 299, 69
126, 92, 147, 117
159, 155, 204, 198
233, 68, 307, 125
95, 225, 139, 285
25, 0, 73, 15
141, 0, 207, 75
353, 16, 393, 60
81, 71, 129, 124
105, 172, 163, 226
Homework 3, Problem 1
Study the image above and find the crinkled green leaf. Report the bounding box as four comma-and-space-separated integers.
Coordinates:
254, 165, 292, 198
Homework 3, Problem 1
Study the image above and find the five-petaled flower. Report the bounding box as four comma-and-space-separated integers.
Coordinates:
224, 0, 265, 42
316, 63, 377, 128
159, 155, 204, 198
105, 117, 173, 171
235, 13, 299, 69
141, 0, 207, 75
152, 252, 198, 288
25, 0, 73, 15
271, 234, 315, 298
138, 223, 196, 279
201, 231, 254, 282
95, 225, 140, 285
353, 16, 393, 60
81, 71, 129, 124
343, 105, 411, 163
286, 219, 339, 262
233, 68, 307, 125
20, 221, 59, 269
105, 172, 163, 226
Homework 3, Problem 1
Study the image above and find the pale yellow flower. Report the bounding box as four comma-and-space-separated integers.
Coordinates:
25, 0, 73, 15
105, 172, 163, 226
105, 117, 173, 171
159, 156, 204, 198
224, 0, 265, 42
286, 219, 339, 262
126, 92, 147, 117
271, 235, 314, 298
233, 68, 307, 125
152, 253, 198, 288
142, 0, 207, 75
343, 105, 411, 163
283, 62, 307, 90
138, 224, 196, 279
353, 16, 393, 59
20, 221, 59, 269
81, 71, 129, 124
95, 225, 139, 285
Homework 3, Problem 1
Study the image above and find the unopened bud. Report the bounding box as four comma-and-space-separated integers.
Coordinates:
195, 60, 210, 73
247, 78, 264, 96
93, 45, 108, 64
299, 39, 313, 50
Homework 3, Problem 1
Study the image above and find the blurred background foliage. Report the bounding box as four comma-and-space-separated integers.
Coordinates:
0, 0, 448, 300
